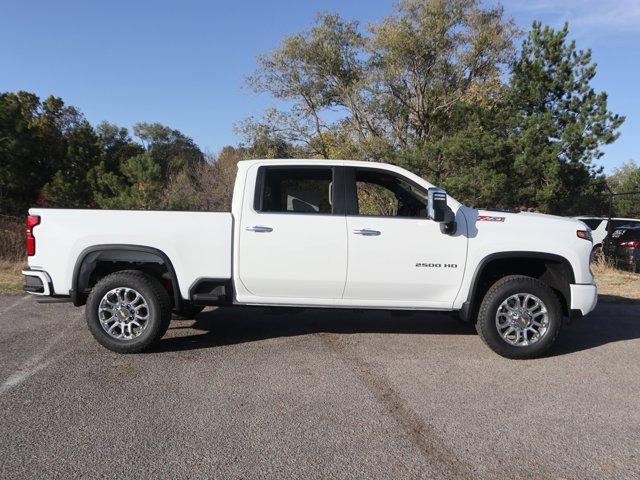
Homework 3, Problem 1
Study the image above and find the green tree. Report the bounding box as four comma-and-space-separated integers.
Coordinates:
243, 0, 518, 206
133, 122, 204, 174
95, 153, 162, 210
244, 2, 624, 213
90, 122, 203, 209
0, 92, 80, 214
88, 122, 145, 207
508, 22, 624, 213
235, 121, 303, 159
417, 102, 516, 209
41, 122, 102, 207
608, 160, 640, 217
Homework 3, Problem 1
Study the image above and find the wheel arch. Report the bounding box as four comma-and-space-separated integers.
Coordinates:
71, 244, 182, 308
459, 252, 575, 322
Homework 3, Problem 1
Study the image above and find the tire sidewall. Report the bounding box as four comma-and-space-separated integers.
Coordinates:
479, 277, 562, 359
86, 272, 168, 352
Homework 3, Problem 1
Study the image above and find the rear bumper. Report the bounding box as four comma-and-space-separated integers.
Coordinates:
570, 283, 598, 316
22, 268, 53, 296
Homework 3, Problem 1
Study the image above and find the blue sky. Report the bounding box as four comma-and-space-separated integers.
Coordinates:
1, 0, 638, 173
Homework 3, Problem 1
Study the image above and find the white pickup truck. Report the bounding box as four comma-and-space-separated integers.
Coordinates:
23, 159, 597, 358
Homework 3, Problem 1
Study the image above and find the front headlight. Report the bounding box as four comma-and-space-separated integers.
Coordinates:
577, 230, 592, 242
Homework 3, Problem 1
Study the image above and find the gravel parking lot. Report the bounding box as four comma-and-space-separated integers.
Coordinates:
1, 295, 639, 479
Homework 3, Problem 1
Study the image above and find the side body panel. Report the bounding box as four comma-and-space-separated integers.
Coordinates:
343, 213, 468, 307
453, 208, 595, 310
27, 209, 233, 299
235, 163, 348, 299
232, 159, 469, 309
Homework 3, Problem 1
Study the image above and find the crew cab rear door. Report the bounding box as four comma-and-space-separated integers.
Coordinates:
238, 165, 348, 299
342, 167, 467, 307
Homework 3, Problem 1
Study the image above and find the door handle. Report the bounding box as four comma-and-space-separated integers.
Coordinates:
246, 225, 273, 233
353, 229, 381, 236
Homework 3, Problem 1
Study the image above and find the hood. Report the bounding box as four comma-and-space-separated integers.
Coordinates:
470, 208, 585, 231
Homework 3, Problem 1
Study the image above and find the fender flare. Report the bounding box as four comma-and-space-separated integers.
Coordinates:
459, 251, 575, 321
71, 244, 182, 308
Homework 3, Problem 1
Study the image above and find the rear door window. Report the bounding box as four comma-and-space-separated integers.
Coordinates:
255, 167, 335, 214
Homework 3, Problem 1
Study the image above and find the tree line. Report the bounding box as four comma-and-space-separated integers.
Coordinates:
0, 94, 282, 216
1, 0, 639, 218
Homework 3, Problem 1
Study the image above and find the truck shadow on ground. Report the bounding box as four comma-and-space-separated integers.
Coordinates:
151, 297, 640, 357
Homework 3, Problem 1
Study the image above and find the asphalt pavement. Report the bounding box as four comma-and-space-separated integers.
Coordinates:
1, 295, 639, 479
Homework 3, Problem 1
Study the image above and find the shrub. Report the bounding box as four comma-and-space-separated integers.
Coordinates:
0, 215, 24, 261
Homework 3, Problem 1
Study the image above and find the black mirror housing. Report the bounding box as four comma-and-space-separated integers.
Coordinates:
428, 188, 447, 222
428, 187, 456, 235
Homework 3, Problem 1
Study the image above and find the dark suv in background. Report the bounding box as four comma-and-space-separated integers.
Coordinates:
604, 226, 640, 273
575, 216, 640, 254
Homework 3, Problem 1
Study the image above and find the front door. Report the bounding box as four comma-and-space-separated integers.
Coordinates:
343, 167, 467, 307
238, 165, 348, 299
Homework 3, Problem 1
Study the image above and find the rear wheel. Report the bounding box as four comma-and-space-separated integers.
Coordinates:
476, 275, 562, 359
86, 270, 171, 353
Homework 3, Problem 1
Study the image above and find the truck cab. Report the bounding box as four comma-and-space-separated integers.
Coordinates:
23, 159, 598, 358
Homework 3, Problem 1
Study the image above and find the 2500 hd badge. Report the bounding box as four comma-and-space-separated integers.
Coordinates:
415, 263, 458, 268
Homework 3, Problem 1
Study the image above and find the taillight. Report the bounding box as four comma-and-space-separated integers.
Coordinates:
26, 215, 40, 256
621, 241, 640, 248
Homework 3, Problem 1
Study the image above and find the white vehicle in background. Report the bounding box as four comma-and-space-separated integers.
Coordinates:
23, 159, 598, 359
574, 216, 640, 252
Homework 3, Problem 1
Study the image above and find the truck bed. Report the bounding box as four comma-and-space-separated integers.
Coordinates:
27, 209, 233, 299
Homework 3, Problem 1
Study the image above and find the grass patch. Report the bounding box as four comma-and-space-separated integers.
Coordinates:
591, 258, 640, 302
0, 260, 24, 295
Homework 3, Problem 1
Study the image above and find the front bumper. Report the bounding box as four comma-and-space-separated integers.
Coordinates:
570, 283, 598, 316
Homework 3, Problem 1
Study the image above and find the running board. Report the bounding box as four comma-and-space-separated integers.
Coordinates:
36, 296, 73, 304
191, 293, 227, 306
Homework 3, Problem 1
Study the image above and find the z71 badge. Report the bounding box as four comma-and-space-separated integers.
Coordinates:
477, 215, 505, 222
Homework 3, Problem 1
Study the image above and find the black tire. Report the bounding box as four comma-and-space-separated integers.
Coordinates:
86, 270, 171, 353
475, 275, 562, 359
172, 303, 205, 319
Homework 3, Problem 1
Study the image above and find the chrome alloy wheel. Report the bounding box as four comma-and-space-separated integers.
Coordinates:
495, 293, 549, 347
98, 288, 149, 340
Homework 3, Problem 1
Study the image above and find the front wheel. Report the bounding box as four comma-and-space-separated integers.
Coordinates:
476, 275, 562, 359
86, 270, 171, 353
